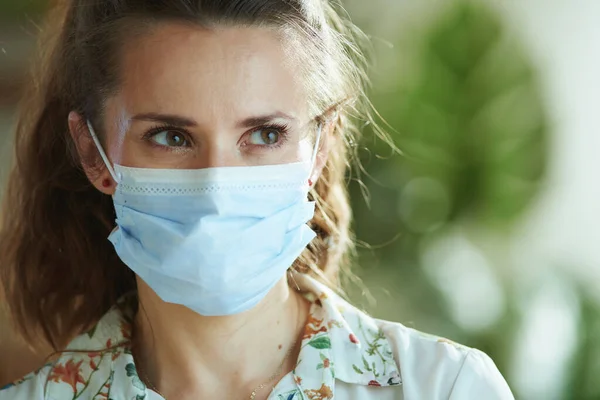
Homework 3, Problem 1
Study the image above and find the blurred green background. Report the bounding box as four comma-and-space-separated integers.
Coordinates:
2, 1, 600, 399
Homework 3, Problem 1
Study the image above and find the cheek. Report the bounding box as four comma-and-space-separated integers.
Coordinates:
103, 129, 139, 167
299, 139, 314, 162
109, 140, 142, 168
272, 134, 316, 165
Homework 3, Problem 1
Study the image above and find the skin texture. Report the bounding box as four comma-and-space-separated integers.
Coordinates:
65, 24, 332, 399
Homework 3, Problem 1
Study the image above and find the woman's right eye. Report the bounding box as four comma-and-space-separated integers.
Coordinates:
150, 130, 190, 148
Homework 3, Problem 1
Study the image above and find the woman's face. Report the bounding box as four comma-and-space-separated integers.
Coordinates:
97, 23, 315, 172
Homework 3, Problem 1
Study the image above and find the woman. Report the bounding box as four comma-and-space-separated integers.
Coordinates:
0, 0, 514, 399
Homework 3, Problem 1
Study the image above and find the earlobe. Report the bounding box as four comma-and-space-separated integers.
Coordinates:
67, 111, 116, 196
99, 177, 117, 195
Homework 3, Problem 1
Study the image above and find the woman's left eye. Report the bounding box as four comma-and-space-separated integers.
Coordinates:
248, 128, 282, 145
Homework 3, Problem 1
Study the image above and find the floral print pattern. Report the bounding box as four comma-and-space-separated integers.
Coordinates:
0, 275, 402, 399
48, 359, 85, 394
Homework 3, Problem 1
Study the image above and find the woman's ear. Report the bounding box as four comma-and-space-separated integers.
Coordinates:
67, 112, 116, 195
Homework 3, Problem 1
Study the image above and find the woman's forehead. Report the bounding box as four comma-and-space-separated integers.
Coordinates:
112, 23, 310, 127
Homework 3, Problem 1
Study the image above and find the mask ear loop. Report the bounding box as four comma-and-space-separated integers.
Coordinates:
308, 123, 323, 184
86, 120, 120, 184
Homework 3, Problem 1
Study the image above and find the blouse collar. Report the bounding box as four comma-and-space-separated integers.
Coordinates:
291, 274, 401, 393
45, 274, 401, 399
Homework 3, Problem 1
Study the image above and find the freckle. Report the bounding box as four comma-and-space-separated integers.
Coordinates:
278, 344, 282, 350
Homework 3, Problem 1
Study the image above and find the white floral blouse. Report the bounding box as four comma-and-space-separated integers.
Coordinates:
0, 274, 514, 399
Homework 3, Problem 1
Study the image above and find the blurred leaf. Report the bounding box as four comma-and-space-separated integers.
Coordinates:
348, 4, 551, 396
368, 1, 548, 229
564, 286, 600, 400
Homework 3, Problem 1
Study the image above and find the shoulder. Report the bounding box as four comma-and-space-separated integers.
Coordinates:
0, 345, 141, 400
376, 319, 515, 399
0, 364, 52, 400
0, 298, 140, 400
296, 274, 514, 399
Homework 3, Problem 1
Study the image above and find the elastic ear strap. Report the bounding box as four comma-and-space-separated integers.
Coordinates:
86, 121, 120, 183
310, 123, 323, 173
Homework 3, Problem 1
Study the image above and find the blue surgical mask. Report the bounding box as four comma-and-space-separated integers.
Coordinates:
87, 121, 320, 316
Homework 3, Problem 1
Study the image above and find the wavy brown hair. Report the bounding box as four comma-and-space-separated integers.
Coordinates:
0, 0, 373, 351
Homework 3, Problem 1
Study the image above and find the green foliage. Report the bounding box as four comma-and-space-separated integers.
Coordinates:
347, 1, 549, 396
563, 285, 600, 399
365, 2, 547, 232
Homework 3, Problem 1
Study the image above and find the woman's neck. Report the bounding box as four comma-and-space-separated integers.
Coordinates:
132, 275, 309, 400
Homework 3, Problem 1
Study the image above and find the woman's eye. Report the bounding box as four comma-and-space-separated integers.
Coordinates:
150, 131, 189, 147
248, 128, 281, 145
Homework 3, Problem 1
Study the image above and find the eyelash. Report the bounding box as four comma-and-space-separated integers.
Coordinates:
142, 124, 192, 150
142, 123, 291, 151
248, 123, 291, 150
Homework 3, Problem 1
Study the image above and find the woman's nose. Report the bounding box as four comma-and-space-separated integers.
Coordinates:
190, 138, 244, 169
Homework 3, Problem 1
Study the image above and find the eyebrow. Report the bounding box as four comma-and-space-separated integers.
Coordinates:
131, 111, 297, 129
236, 112, 297, 128
132, 113, 197, 127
